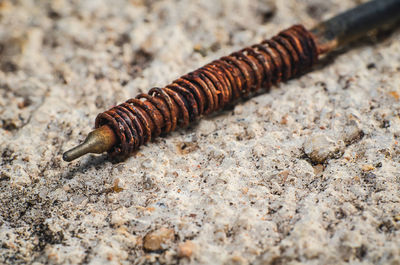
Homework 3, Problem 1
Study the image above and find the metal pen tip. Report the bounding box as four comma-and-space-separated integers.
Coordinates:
63, 142, 92, 162
63, 125, 117, 162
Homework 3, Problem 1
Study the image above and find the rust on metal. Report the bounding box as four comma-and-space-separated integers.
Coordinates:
94, 25, 319, 158
62, 0, 400, 162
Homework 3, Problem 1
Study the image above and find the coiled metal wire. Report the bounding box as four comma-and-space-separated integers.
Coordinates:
95, 25, 319, 157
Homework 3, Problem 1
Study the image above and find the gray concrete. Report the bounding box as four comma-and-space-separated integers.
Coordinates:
1, 0, 399, 264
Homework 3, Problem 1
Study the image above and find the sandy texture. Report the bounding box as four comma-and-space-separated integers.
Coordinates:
1, 0, 400, 264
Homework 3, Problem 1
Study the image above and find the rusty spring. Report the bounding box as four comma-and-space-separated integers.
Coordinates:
95, 25, 319, 157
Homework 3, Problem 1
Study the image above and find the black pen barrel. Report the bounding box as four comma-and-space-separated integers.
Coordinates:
311, 0, 400, 52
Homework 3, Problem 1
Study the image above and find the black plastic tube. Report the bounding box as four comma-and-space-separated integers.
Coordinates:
311, 0, 400, 52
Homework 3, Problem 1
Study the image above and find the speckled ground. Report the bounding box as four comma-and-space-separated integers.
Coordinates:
1, 0, 400, 264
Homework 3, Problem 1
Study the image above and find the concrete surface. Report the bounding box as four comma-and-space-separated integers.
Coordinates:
0, 0, 400, 264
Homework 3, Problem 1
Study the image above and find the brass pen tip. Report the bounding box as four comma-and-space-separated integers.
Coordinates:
63, 142, 92, 162
63, 125, 117, 162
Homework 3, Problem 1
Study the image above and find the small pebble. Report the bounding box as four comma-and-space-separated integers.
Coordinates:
112, 178, 124, 193
361, 164, 374, 172
143, 227, 175, 251
178, 241, 195, 258
304, 133, 344, 164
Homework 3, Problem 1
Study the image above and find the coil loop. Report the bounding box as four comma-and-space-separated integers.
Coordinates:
95, 25, 319, 157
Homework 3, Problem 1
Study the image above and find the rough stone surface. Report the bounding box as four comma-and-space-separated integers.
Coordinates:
1, 0, 400, 264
